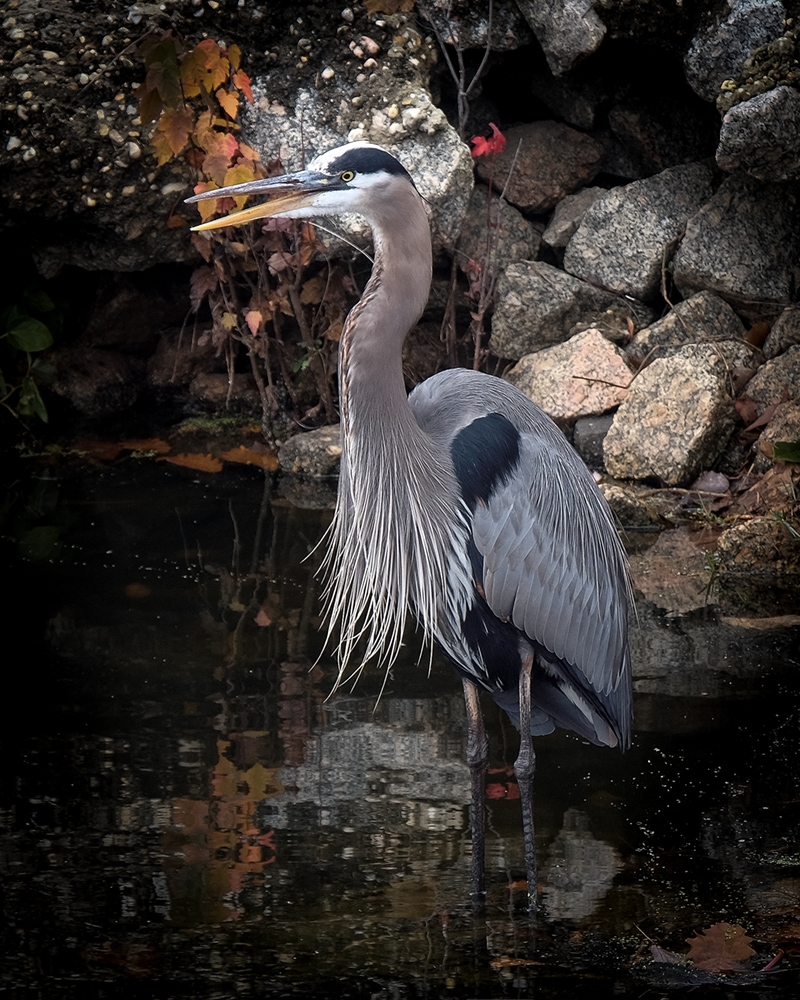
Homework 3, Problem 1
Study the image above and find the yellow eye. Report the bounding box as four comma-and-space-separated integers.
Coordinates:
340, 170, 356, 182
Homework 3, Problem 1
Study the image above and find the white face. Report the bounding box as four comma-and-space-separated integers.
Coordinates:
280, 142, 404, 220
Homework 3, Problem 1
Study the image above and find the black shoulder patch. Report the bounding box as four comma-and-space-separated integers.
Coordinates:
451, 412, 521, 508
328, 146, 412, 181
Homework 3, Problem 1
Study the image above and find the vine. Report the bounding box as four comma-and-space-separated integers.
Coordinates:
136, 33, 345, 440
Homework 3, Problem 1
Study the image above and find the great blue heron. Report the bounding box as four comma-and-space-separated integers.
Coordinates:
187, 142, 632, 907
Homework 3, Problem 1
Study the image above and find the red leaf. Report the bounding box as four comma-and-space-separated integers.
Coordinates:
470, 122, 506, 158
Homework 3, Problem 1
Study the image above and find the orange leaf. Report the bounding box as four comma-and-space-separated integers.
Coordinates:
165, 452, 224, 473
219, 445, 279, 470
245, 310, 263, 336
233, 68, 253, 103
216, 87, 240, 120
238, 140, 262, 163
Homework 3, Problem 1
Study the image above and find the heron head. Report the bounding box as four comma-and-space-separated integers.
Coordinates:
185, 141, 417, 231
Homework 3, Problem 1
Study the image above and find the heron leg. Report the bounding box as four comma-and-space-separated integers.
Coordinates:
462, 678, 488, 903
515, 650, 538, 909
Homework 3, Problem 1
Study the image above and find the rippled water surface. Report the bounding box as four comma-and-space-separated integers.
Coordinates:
3, 463, 798, 998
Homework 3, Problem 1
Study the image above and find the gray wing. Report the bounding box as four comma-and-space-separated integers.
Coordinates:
474, 429, 630, 699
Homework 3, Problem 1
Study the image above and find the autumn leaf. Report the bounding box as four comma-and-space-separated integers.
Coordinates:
227, 44, 241, 72
233, 68, 253, 103
165, 452, 224, 473
470, 122, 507, 158
201, 154, 231, 187
216, 87, 240, 120
686, 923, 755, 972
155, 105, 194, 158
245, 311, 263, 336
220, 445, 279, 470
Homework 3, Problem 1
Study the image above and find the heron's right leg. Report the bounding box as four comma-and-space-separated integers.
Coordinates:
462, 678, 488, 902
515, 650, 538, 910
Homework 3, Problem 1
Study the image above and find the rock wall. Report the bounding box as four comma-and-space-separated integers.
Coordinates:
1, 1, 799, 563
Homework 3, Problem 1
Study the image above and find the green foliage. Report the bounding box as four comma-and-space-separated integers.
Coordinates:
1, 286, 59, 426
773, 440, 800, 463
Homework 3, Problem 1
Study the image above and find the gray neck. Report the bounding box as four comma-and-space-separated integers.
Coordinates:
338, 181, 433, 439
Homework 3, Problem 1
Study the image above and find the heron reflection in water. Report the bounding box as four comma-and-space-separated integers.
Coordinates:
187, 142, 632, 907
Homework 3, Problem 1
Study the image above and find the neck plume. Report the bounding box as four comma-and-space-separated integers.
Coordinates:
320, 178, 472, 689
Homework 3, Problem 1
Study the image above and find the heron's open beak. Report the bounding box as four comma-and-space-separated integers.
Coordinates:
185, 169, 334, 232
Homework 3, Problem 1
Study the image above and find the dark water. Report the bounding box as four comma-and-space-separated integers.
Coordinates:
2, 462, 798, 998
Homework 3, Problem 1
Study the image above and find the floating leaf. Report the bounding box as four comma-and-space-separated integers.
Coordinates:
220, 445, 279, 470
686, 922, 755, 972
165, 452, 224, 472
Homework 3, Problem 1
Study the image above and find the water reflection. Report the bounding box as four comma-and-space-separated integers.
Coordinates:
2, 462, 798, 997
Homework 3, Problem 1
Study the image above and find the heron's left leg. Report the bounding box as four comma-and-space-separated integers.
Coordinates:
515, 649, 537, 908
462, 678, 488, 903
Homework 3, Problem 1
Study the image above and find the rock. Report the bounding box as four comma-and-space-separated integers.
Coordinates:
607, 93, 717, 176
475, 121, 604, 213
564, 162, 715, 301
457, 184, 541, 278
517, 0, 606, 76
600, 483, 661, 528
529, 70, 609, 129
672, 173, 800, 323
691, 470, 731, 494
603, 342, 754, 485
763, 305, 800, 359
684, 0, 786, 103
716, 86, 800, 181
506, 328, 633, 423
188, 373, 261, 411
715, 27, 800, 115
626, 291, 746, 366
717, 516, 800, 577
417, 0, 532, 50
573, 414, 614, 471
50, 346, 145, 416
738, 345, 800, 415
243, 84, 473, 256
491, 261, 638, 359
542, 186, 605, 252
278, 424, 341, 477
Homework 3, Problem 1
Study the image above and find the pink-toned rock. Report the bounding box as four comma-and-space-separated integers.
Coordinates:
506, 328, 632, 422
